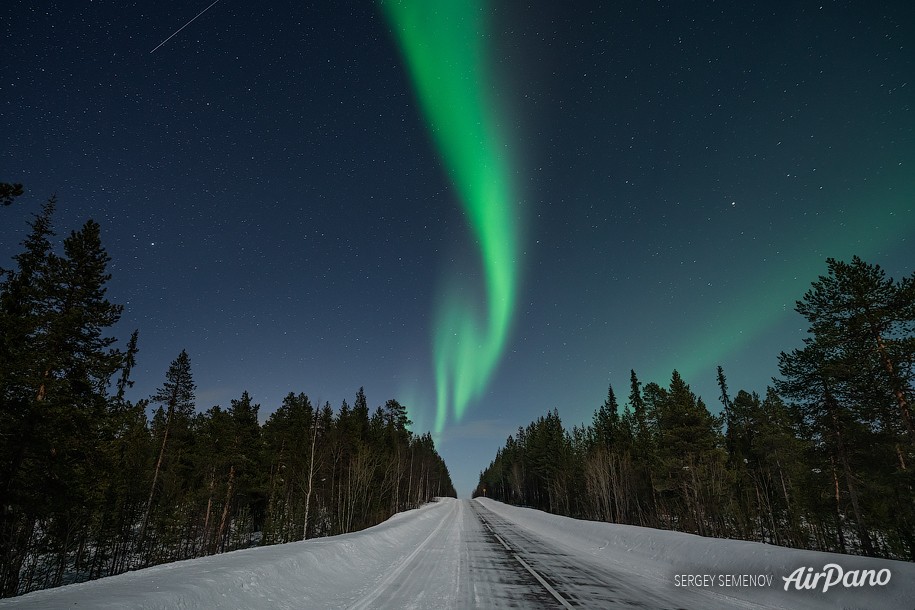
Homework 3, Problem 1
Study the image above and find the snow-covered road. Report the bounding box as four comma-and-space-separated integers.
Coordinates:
4, 498, 914, 609
348, 496, 551, 608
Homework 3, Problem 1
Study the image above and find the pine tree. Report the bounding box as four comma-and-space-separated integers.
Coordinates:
210, 392, 263, 552
776, 257, 915, 556
0, 200, 59, 595
593, 383, 620, 450
139, 350, 196, 551
752, 388, 808, 548
717, 366, 738, 460
654, 371, 726, 535
796, 256, 915, 445
1, 201, 58, 491
628, 370, 649, 449
584, 383, 633, 522
262, 393, 314, 543
776, 341, 876, 555
1, 205, 128, 595
626, 370, 657, 527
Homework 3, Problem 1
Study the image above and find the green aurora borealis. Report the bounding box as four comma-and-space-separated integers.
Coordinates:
381, 0, 519, 434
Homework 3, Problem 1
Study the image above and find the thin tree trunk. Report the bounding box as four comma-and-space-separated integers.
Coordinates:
407, 447, 414, 508
827, 396, 874, 556
830, 456, 847, 553
138, 406, 173, 549
201, 467, 216, 554
302, 415, 319, 540
874, 333, 915, 444
214, 465, 235, 554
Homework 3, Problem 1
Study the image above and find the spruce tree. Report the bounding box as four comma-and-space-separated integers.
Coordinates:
593, 384, 620, 450
0, 201, 59, 596
1, 205, 127, 595
139, 350, 196, 551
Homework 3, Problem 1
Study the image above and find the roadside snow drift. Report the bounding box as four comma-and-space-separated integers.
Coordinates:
0, 500, 458, 610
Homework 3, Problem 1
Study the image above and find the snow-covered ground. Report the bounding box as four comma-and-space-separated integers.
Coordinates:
3, 498, 913, 609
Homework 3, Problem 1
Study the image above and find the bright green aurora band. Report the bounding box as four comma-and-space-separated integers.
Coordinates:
381, 0, 518, 435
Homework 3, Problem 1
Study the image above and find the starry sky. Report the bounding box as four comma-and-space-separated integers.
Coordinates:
2, 0, 913, 497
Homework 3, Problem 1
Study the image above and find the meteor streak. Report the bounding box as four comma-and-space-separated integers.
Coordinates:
150, 0, 223, 54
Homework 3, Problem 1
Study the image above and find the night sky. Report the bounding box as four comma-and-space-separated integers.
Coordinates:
3, 1, 913, 496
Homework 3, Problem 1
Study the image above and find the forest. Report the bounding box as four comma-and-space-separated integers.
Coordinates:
475, 255, 915, 561
0, 191, 456, 598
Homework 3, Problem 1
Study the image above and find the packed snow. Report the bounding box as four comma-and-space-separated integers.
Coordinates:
3, 498, 913, 609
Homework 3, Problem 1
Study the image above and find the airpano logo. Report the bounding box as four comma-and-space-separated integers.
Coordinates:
782, 564, 891, 592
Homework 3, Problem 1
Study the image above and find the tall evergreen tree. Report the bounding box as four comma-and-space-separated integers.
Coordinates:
776, 257, 915, 556
776, 341, 877, 555
1, 204, 127, 595
139, 350, 196, 551
0, 201, 59, 596
593, 383, 620, 450
796, 256, 915, 445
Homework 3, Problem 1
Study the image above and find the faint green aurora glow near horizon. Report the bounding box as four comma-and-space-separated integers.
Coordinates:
381, 0, 519, 434
644, 174, 915, 395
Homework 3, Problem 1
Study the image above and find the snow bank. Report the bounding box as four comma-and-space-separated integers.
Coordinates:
0, 499, 454, 610
476, 498, 915, 610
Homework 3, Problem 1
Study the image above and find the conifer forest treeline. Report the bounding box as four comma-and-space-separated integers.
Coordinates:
475, 256, 915, 561
0, 192, 456, 597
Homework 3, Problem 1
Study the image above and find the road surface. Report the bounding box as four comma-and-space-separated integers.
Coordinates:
349, 499, 762, 609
